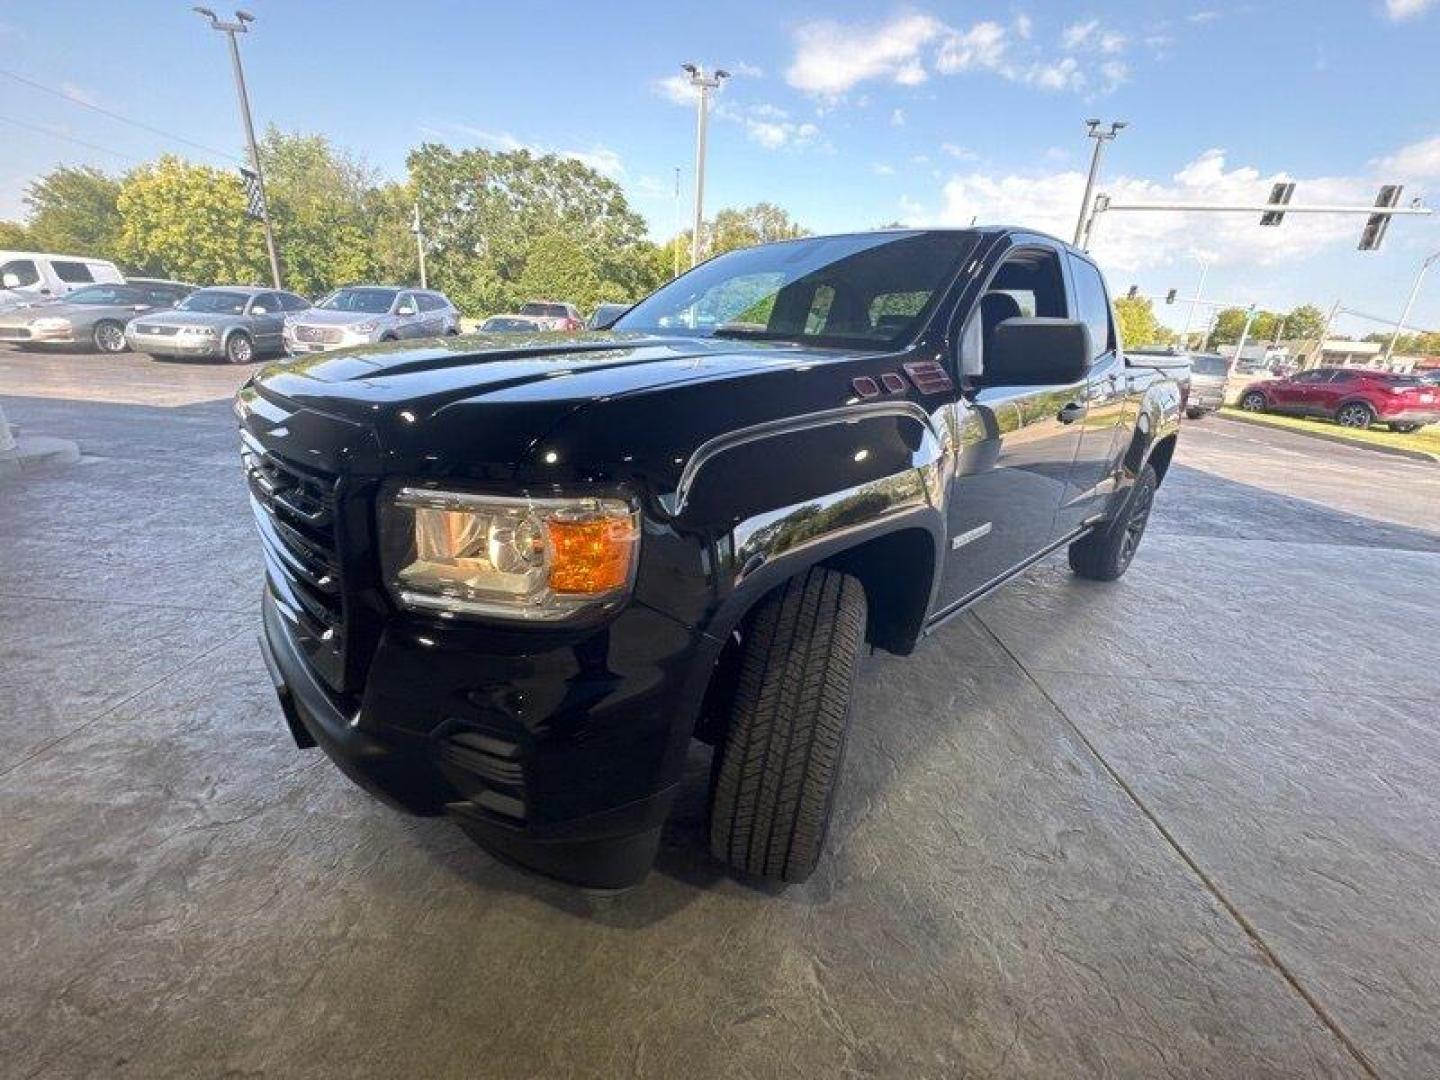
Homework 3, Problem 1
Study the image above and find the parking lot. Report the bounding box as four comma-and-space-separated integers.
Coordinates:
3, 345, 1439, 1078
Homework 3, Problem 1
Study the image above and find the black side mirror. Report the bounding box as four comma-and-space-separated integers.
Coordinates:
987, 318, 1091, 386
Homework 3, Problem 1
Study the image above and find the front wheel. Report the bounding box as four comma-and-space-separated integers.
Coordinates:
709, 566, 867, 884
92, 320, 127, 353
224, 331, 254, 365
1335, 402, 1374, 429
1240, 390, 1267, 412
1069, 463, 1159, 582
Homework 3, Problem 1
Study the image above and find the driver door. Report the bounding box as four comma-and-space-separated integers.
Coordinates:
246, 293, 285, 351
937, 241, 1087, 612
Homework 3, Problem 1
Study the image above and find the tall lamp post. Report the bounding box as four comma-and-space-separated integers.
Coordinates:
194, 7, 282, 290
1073, 119, 1126, 247
1383, 249, 1440, 364
681, 63, 729, 268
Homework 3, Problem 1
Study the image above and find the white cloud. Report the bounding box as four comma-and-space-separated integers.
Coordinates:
1061, 19, 1125, 54
873, 162, 896, 176
565, 147, 625, 179
744, 117, 820, 150
1375, 135, 1440, 180
1385, 0, 1434, 19
1187, 10, 1221, 23
1028, 57, 1083, 91
730, 60, 764, 78
60, 82, 100, 108
891, 107, 906, 127
941, 142, 978, 161
1014, 14, 1033, 39
786, 12, 944, 96
418, 121, 624, 177
935, 21, 1011, 74
653, 74, 700, 105
931, 146, 1423, 274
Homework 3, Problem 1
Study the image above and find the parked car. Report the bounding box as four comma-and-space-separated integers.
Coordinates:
126, 286, 311, 364
237, 226, 1187, 890
0, 251, 124, 314
587, 302, 630, 330
518, 300, 583, 331
0, 280, 195, 352
478, 315, 546, 333
284, 286, 459, 354
1237, 366, 1440, 432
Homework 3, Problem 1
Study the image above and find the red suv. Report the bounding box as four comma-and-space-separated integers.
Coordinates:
1238, 367, 1440, 433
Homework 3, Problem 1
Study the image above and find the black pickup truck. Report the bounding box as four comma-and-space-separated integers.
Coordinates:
237, 228, 1187, 889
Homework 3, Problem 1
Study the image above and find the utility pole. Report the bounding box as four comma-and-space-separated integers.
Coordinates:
672, 166, 683, 280
1383, 249, 1439, 364
194, 7, 282, 290
1225, 304, 1259, 374
1073, 119, 1126, 247
681, 63, 729, 268
412, 202, 428, 289
1180, 261, 1209, 348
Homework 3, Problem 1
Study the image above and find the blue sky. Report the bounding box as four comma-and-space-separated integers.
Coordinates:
2, 0, 1439, 338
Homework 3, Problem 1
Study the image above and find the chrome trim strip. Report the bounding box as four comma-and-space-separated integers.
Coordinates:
665, 401, 938, 515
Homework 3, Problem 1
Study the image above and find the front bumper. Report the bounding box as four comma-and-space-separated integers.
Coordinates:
0, 324, 74, 343
284, 327, 379, 355
126, 330, 222, 357
1186, 389, 1224, 413
259, 584, 714, 889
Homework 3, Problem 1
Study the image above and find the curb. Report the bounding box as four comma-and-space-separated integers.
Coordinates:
1213, 410, 1440, 464
0, 434, 82, 480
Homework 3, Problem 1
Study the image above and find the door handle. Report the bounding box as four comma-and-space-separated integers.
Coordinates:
1058, 401, 1084, 424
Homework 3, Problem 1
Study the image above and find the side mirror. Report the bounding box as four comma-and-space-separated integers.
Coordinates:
132, 304, 150, 312
396, 304, 416, 317
1, 273, 20, 289
251, 305, 268, 314
986, 318, 1091, 386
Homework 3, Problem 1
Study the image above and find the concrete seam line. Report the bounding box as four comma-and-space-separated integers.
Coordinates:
970, 611, 1381, 1080
0, 629, 250, 783
0, 590, 252, 615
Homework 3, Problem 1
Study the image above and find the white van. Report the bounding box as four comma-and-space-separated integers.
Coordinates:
0, 251, 125, 313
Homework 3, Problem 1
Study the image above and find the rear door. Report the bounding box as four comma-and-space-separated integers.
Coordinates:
1275, 369, 1331, 414
1311, 369, 1358, 416
247, 292, 286, 349
395, 292, 423, 337
937, 239, 1087, 612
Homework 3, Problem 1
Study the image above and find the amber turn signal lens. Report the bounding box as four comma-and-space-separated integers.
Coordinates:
546, 516, 639, 594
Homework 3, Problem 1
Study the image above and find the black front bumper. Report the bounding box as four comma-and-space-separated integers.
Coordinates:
259, 588, 716, 889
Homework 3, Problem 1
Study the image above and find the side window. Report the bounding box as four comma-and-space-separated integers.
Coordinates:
281, 292, 310, 312
0, 259, 40, 287
417, 293, 442, 313
1328, 370, 1356, 382
249, 292, 278, 314
803, 285, 835, 334
1068, 255, 1114, 359
963, 246, 1069, 382
396, 292, 417, 314
52, 260, 95, 284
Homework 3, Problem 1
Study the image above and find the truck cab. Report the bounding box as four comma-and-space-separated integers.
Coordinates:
238, 227, 1185, 889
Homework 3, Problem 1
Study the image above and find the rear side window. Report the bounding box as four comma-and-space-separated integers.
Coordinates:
417, 293, 443, 312
52, 260, 95, 284
1068, 255, 1114, 358
1, 259, 40, 287
279, 292, 310, 311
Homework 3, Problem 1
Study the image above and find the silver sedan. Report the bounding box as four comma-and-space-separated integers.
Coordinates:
0, 281, 194, 352
125, 286, 311, 364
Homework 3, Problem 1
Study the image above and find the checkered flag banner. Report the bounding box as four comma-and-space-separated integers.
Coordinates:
239, 167, 267, 222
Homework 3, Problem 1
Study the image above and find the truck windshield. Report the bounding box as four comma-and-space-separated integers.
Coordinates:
613, 230, 977, 349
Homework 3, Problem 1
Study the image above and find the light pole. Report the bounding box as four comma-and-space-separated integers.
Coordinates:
194, 7, 282, 290
682, 63, 729, 268
1073, 119, 1126, 247
1383, 249, 1440, 364
672, 166, 683, 280
1180, 261, 1209, 348
411, 202, 428, 289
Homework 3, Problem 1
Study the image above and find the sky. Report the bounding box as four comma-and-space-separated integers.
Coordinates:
2, 0, 1439, 338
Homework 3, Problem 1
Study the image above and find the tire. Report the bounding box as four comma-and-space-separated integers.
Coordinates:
1335, 401, 1374, 430
1240, 390, 1267, 412
1069, 463, 1159, 582
224, 331, 254, 365
91, 319, 127, 354
709, 566, 867, 884
380, 333, 398, 342
1389, 422, 1420, 434
1185, 407, 1204, 420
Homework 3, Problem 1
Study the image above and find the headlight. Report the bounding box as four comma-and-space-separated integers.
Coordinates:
379, 487, 641, 621
30, 317, 70, 331
180, 325, 217, 336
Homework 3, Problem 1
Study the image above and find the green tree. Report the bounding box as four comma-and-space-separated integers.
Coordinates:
704, 202, 809, 258
1280, 304, 1326, 343
1114, 295, 1163, 348
257, 128, 380, 295
1207, 307, 1251, 347
116, 156, 265, 284
23, 165, 123, 259
0, 221, 32, 249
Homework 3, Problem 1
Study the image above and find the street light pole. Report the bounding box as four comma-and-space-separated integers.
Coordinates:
1382, 250, 1439, 364
1073, 119, 1126, 247
682, 63, 729, 268
672, 166, 683, 280
194, 7, 282, 290
412, 202, 427, 289
1180, 261, 1208, 348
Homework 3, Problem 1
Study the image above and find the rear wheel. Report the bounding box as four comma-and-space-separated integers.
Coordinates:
1336, 402, 1374, 429
709, 566, 867, 884
1389, 422, 1421, 434
92, 320, 127, 353
1240, 390, 1267, 412
1069, 464, 1158, 582
224, 331, 254, 365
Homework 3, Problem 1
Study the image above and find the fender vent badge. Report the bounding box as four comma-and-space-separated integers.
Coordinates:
903, 360, 954, 395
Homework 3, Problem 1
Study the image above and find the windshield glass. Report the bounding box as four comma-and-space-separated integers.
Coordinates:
613, 231, 977, 348
317, 287, 399, 314
178, 290, 249, 314
64, 285, 141, 305
1191, 355, 1229, 376
520, 303, 567, 318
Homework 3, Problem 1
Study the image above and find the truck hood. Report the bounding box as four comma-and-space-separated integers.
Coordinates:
245, 331, 849, 481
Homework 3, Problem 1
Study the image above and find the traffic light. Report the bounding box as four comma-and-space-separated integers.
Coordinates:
1165, 289, 1177, 304
1358, 185, 1403, 251
1126, 285, 1139, 299
1259, 181, 1296, 226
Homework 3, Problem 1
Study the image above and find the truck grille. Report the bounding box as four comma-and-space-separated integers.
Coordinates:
134, 324, 179, 336
295, 325, 342, 344
241, 432, 346, 679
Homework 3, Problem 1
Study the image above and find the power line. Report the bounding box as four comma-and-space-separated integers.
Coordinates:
0, 114, 147, 164
0, 68, 243, 165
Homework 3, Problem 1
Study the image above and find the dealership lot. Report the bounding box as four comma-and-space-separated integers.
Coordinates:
3, 347, 1438, 1077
